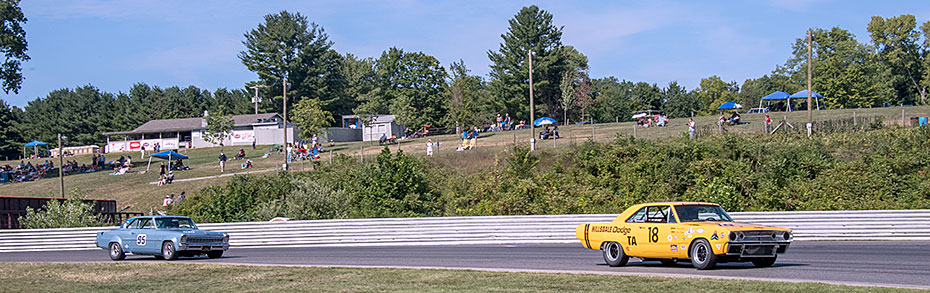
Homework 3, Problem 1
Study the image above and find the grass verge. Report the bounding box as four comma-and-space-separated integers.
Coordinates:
0, 262, 918, 292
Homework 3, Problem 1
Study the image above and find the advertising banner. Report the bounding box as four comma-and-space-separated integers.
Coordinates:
231, 130, 255, 144
107, 142, 127, 153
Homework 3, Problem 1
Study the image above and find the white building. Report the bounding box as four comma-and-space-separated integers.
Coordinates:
102, 113, 296, 153
338, 114, 405, 142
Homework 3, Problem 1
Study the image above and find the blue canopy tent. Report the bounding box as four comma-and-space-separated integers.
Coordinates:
533, 117, 557, 126
759, 91, 791, 110
23, 140, 47, 158
146, 150, 188, 173
790, 90, 822, 110
717, 102, 743, 110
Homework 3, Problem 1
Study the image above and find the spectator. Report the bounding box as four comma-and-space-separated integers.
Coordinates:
426, 139, 434, 157
218, 152, 227, 172
553, 126, 560, 139
252, 140, 256, 150
159, 162, 166, 177
496, 113, 503, 131
380, 133, 388, 145
504, 113, 511, 130
764, 114, 772, 133
177, 192, 186, 204
236, 148, 246, 160
163, 194, 172, 206
689, 118, 696, 139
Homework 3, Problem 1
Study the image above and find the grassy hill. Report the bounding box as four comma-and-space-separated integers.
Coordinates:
2, 106, 929, 212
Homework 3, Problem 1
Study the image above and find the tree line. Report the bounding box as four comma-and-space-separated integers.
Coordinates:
1, 5, 930, 159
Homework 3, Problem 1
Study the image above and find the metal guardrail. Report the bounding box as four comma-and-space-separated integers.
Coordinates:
1, 210, 928, 252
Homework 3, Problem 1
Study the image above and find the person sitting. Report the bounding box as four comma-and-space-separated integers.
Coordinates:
729, 112, 741, 125
553, 126, 560, 139
379, 133, 388, 145
236, 148, 246, 160
540, 127, 551, 140
165, 171, 174, 184
241, 159, 253, 169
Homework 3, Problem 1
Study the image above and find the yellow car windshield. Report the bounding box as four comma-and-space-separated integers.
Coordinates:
674, 205, 733, 222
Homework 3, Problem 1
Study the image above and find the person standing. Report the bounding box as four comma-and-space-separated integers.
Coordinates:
688, 118, 696, 139
495, 114, 503, 131
252, 139, 256, 150
764, 114, 772, 133
426, 139, 434, 157
218, 152, 227, 172
504, 113, 511, 130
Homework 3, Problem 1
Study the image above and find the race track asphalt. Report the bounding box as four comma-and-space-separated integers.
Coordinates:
2, 241, 929, 289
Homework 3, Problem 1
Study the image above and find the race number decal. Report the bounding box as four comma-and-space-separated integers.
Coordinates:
137, 234, 147, 246
648, 227, 659, 243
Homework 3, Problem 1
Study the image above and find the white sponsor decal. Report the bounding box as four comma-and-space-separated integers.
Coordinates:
667, 235, 673, 242
696, 228, 705, 234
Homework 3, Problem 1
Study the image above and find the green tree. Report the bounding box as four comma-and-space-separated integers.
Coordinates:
19, 193, 101, 229
779, 27, 893, 109
559, 70, 575, 124
632, 82, 663, 112
695, 76, 740, 115
661, 81, 698, 119
442, 60, 490, 130
0, 0, 28, 94
0, 99, 21, 159
203, 113, 233, 150
488, 6, 587, 120
239, 10, 345, 117
589, 77, 635, 122
364, 47, 447, 129
290, 97, 334, 139
868, 14, 925, 104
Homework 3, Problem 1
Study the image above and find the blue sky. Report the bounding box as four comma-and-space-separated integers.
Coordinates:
5, 0, 929, 107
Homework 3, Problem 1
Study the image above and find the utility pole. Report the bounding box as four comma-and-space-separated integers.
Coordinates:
282, 76, 289, 171
807, 29, 814, 137
249, 84, 266, 115
528, 49, 536, 151
58, 133, 64, 198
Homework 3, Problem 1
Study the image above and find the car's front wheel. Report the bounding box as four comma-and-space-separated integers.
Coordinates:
161, 241, 178, 260
207, 251, 224, 259
690, 239, 717, 270
751, 256, 777, 267
109, 243, 125, 260
602, 242, 629, 267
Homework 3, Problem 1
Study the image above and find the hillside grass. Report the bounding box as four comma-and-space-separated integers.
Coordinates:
2, 106, 929, 212
0, 262, 918, 292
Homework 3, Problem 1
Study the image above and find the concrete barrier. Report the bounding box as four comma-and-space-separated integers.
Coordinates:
1, 210, 928, 252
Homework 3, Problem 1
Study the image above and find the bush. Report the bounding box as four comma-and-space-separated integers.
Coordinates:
19, 191, 101, 229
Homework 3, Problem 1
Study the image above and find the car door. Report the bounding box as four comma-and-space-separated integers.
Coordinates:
622, 207, 648, 256
118, 218, 139, 252
636, 205, 679, 257
127, 217, 154, 254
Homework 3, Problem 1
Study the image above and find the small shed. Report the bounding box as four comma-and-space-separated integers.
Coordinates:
50, 145, 100, 157
341, 114, 405, 142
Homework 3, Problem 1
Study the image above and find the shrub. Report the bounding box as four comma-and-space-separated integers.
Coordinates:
19, 191, 101, 229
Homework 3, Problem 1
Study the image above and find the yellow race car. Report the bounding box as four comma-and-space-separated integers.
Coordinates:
576, 202, 792, 269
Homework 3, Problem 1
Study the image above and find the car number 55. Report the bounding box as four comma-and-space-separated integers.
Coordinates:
136, 234, 146, 245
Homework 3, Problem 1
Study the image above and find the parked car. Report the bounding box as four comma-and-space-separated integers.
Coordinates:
748, 107, 769, 114
576, 202, 792, 269
96, 216, 229, 260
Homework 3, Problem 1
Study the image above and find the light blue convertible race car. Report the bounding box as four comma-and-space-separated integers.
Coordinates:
96, 216, 229, 260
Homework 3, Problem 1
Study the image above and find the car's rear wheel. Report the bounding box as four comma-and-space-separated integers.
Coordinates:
207, 251, 224, 259
602, 242, 629, 267
690, 239, 717, 270
109, 243, 125, 260
161, 241, 178, 260
751, 256, 777, 267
